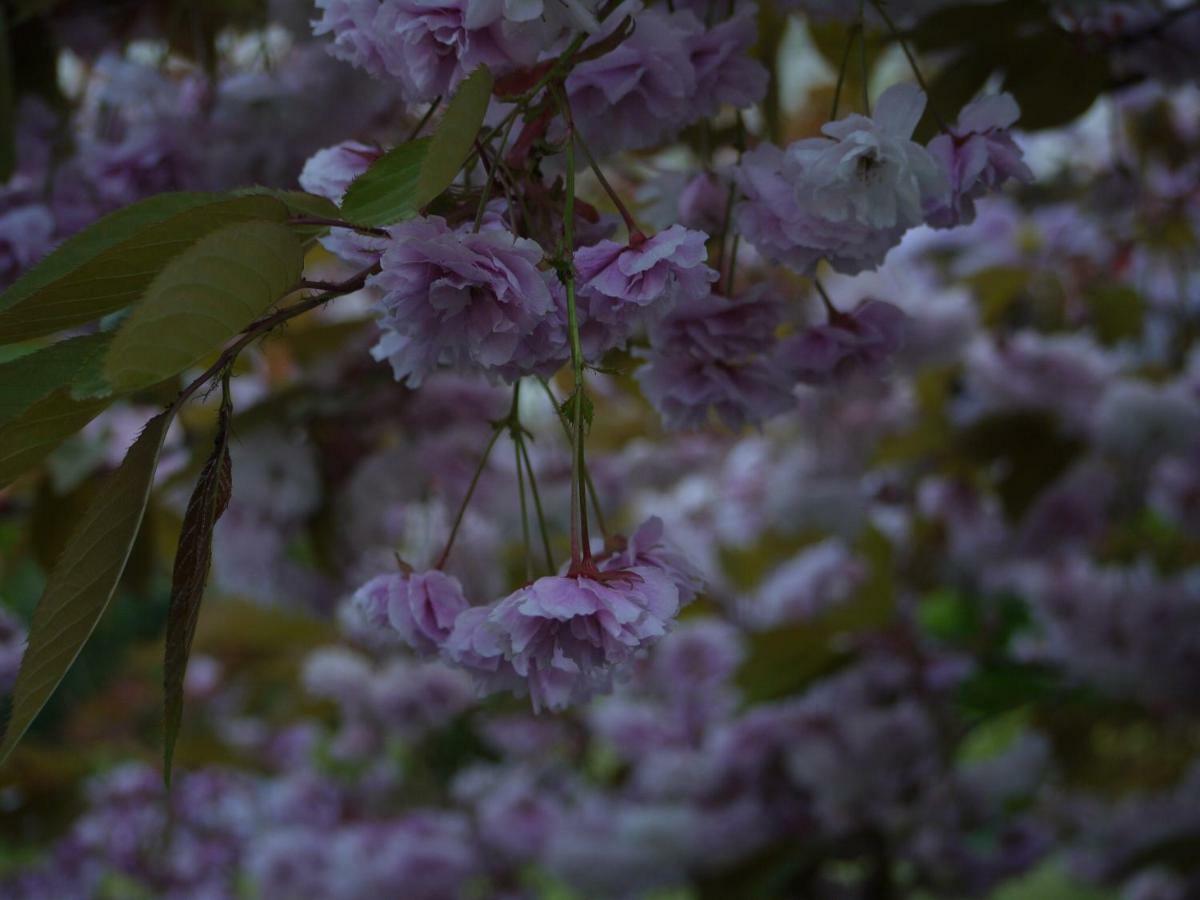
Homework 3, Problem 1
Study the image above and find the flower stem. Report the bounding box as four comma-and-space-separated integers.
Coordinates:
517, 437, 555, 574
510, 383, 533, 581
406, 96, 442, 141
556, 89, 593, 569
473, 112, 520, 232
814, 277, 840, 319
572, 127, 643, 242
869, 0, 948, 130
537, 376, 608, 541
831, 22, 861, 120
435, 424, 503, 570
859, 1, 872, 115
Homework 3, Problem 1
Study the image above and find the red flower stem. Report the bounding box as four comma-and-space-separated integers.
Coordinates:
814, 277, 840, 319
566, 105, 644, 242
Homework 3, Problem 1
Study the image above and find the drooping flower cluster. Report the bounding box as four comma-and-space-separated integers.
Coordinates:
446, 565, 683, 711
735, 84, 949, 274
781, 298, 909, 385
636, 288, 794, 430
565, 2, 767, 157
314, 0, 601, 104
11, 2, 1200, 898
344, 517, 701, 712
575, 224, 719, 358
369, 216, 562, 385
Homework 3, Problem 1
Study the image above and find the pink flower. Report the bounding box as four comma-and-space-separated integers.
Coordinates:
926, 93, 1033, 228
576, 225, 717, 309
599, 516, 706, 604
636, 289, 793, 431
574, 225, 718, 354
780, 299, 908, 385
351, 569, 470, 656
445, 568, 682, 712
369, 216, 560, 385
298, 140, 380, 202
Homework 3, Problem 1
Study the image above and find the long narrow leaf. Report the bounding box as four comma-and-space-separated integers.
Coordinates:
0, 410, 173, 763
162, 385, 233, 784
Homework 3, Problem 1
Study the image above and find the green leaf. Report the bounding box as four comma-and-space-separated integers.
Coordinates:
339, 67, 492, 227
416, 66, 493, 207
0, 390, 112, 489
104, 221, 304, 392
0, 194, 290, 343
240, 188, 339, 221
1086, 285, 1144, 345
237, 187, 341, 240
957, 707, 1031, 764
987, 860, 1115, 900
163, 388, 233, 785
0, 7, 15, 182
560, 391, 594, 434
957, 410, 1084, 519
1001, 31, 1109, 131
340, 138, 431, 227
0, 410, 172, 764
0, 332, 113, 427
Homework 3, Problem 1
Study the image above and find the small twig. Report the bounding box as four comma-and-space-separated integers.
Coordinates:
288, 216, 388, 237
406, 96, 442, 141
172, 262, 379, 412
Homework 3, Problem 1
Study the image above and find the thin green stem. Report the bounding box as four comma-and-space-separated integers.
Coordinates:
517, 437, 555, 574
831, 22, 860, 120
858, 1, 871, 115
510, 383, 533, 580
514, 435, 532, 581
869, 0, 948, 130
536, 376, 607, 540
464, 31, 590, 172
435, 424, 503, 570
473, 112, 520, 232
717, 114, 747, 295
726, 233, 742, 296
714, 179, 737, 278
554, 88, 592, 567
